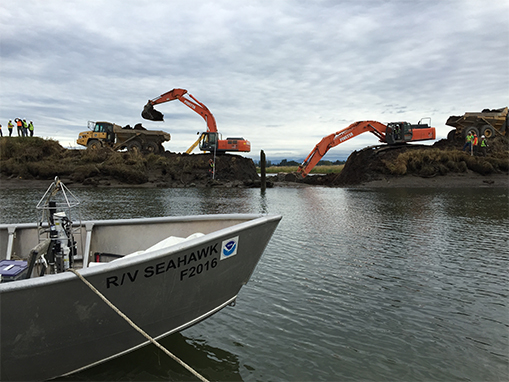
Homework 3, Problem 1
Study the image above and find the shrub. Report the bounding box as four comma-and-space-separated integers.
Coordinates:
383, 160, 407, 175
104, 164, 148, 184
383, 147, 507, 177
0, 137, 63, 161
419, 163, 437, 177
72, 164, 100, 182
80, 148, 112, 163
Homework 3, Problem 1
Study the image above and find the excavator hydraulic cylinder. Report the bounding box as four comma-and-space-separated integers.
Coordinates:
142, 102, 164, 121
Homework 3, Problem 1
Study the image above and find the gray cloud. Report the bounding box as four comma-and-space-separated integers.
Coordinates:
1, 0, 507, 161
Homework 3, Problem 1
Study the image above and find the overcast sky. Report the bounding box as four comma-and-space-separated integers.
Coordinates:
1, 0, 508, 161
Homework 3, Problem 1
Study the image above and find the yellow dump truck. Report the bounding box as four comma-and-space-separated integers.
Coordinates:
446, 107, 508, 141
77, 121, 171, 154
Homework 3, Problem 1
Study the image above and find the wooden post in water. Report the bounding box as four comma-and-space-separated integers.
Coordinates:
260, 150, 266, 191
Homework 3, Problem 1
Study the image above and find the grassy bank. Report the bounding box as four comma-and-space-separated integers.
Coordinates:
0, 137, 155, 183
383, 148, 509, 177
2, 137, 507, 188
0, 137, 260, 186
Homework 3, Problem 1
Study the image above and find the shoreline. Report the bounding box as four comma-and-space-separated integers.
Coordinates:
353, 172, 509, 189
1, 172, 507, 190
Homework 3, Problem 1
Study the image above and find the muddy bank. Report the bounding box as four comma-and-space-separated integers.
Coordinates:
273, 136, 509, 188
0, 137, 507, 189
0, 137, 263, 189
273, 171, 508, 189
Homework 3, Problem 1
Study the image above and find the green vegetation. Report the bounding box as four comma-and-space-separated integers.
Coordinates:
259, 165, 344, 174
257, 158, 345, 174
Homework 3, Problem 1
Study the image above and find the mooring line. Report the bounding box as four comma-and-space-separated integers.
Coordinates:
67, 268, 209, 382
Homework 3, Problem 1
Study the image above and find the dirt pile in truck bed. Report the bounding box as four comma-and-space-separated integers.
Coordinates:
0, 137, 260, 188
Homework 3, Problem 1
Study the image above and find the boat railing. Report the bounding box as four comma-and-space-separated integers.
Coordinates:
33, 177, 84, 275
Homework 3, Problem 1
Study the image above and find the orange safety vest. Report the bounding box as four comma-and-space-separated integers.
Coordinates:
16, 120, 22, 127
473, 136, 478, 146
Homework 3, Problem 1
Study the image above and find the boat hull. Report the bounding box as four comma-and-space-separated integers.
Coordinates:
0, 214, 281, 381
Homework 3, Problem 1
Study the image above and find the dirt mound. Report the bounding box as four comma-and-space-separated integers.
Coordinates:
0, 137, 260, 188
153, 151, 260, 187
329, 138, 508, 187
287, 136, 508, 187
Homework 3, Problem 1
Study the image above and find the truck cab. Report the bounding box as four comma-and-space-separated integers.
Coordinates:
91, 122, 115, 144
77, 121, 117, 149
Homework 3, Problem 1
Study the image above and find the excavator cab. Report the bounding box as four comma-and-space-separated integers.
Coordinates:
385, 120, 435, 145
142, 102, 164, 121
199, 132, 218, 152
386, 122, 411, 144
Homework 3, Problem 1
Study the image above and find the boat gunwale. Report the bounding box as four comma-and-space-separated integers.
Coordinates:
0, 213, 275, 230
0, 213, 282, 292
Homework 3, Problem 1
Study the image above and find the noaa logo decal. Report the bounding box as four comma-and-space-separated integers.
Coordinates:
221, 236, 239, 260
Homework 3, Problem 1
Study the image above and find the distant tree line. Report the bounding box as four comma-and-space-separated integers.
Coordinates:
255, 159, 346, 167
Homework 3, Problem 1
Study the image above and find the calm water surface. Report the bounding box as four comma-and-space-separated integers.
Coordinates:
1, 186, 508, 381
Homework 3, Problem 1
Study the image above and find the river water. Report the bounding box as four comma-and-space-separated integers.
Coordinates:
1, 185, 508, 381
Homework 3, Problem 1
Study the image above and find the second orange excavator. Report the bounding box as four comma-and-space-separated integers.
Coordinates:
142, 89, 251, 154
298, 120, 436, 177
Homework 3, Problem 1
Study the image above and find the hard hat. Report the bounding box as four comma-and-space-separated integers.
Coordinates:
481, 135, 485, 138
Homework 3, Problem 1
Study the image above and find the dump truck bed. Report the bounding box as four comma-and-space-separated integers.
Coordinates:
446, 107, 508, 130
113, 125, 170, 137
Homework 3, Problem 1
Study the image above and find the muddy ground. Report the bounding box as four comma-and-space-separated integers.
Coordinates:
0, 136, 508, 189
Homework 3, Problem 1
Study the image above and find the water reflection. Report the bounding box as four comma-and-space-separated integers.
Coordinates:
54, 332, 243, 381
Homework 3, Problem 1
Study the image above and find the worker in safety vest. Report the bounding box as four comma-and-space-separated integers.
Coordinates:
0, 123, 2, 137
28, 121, 34, 137
15, 118, 23, 136
480, 135, 488, 156
22, 119, 28, 137
462, 132, 473, 152
471, 133, 478, 156
8, 120, 14, 136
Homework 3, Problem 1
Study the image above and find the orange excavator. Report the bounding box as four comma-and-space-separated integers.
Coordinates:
298, 119, 436, 177
142, 88, 251, 154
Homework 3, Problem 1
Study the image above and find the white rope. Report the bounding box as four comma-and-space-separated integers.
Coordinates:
67, 268, 209, 382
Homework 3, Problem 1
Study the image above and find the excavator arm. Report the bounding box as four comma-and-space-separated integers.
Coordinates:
142, 88, 251, 154
297, 121, 387, 177
185, 133, 205, 154
142, 88, 218, 133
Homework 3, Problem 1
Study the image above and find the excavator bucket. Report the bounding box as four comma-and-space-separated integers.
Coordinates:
142, 102, 164, 121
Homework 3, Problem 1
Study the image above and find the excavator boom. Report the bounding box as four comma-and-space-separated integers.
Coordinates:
142, 88, 217, 133
142, 88, 250, 153
298, 120, 435, 177
298, 121, 387, 177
